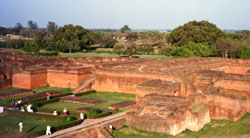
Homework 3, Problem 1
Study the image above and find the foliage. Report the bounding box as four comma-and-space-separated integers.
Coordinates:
89, 108, 102, 114
139, 31, 165, 45
113, 43, 126, 56
87, 110, 112, 119
22, 41, 40, 54
136, 45, 154, 55
237, 46, 250, 58
158, 45, 173, 56
87, 31, 105, 44
11, 23, 23, 34
0, 41, 7, 48
54, 24, 90, 52
38, 50, 58, 57
0, 26, 8, 35
124, 31, 138, 42
120, 25, 131, 33
62, 115, 77, 122
125, 43, 137, 57
6, 39, 25, 49
28, 20, 38, 30
47, 21, 58, 36
213, 38, 245, 58
172, 42, 215, 57
168, 20, 225, 46
236, 30, 250, 40
100, 35, 117, 48
74, 90, 96, 97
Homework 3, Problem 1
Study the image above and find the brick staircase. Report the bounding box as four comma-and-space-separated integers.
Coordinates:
97, 127, 113, 138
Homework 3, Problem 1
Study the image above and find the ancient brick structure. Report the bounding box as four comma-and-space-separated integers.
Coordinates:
1, 49, 250, 136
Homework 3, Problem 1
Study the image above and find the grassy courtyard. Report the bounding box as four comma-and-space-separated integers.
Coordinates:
38, 92, 135, 115
0, 114, 62, 136
59, 52, 173, 60
0, 86, 72, 106
113, 113, 250, 138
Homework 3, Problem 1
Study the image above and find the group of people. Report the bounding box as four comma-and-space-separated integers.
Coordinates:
10, 100, 23, 110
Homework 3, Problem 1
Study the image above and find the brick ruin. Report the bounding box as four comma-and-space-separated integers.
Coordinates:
1, 49, 250, 136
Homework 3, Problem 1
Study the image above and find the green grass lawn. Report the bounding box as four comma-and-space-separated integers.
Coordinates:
0, 86, 72, 106
113, 113, 250, 138
0, 114, 62, 136
38, 92, 135, 115
32, 86, 72, 94
59, 52, 173, 60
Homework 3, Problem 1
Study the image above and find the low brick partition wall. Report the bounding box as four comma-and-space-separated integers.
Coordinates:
0, 89, 33, 98
60, 96, 105, 105
109, 101, 136, 110
16, 91, 62, 102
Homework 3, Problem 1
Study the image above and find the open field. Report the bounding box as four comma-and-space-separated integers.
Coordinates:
38, 92, 135, 115
113, 113, 250, 138
59, 52, 173, 60
0, 114, 62, 136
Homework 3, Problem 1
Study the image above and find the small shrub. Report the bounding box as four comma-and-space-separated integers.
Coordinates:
89, 108, 102, 114
63, 115, 77, 122
74, 90, 96, 97
87, 111, 112, 119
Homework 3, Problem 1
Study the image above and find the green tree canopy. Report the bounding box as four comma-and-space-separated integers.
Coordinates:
54, 24, 90, 52
167, 20, 225, 46
120, 25, 131, 33
113, 43, 126, 56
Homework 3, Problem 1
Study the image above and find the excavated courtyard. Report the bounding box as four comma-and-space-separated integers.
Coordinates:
0, 49, 250, 137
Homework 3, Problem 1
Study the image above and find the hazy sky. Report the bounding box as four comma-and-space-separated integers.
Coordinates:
1, 0, 250, 30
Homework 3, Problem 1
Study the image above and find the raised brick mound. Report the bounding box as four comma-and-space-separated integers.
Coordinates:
108, 101, 136, 110
126, 94, 210, 136
60, 96, 105, 105
0, 89, 33, 98
76, 107, 92, 112
16, 91, 62, 102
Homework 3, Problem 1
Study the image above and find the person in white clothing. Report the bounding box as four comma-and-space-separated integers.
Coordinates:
46, 125, 52, 135
19, 121, 23, 132
109, 124, 113, 134
80, 112, 84, 121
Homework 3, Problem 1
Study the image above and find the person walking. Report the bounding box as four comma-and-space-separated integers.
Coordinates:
80, 112, 85, 121
19, 121, 23, 132
46, 125, 52, 135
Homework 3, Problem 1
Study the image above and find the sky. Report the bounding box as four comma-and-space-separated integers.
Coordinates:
1, 0, 250, 30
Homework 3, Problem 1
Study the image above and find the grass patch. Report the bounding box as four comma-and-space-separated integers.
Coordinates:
0, 86, 72, 106
113, 113, 250, 138
0, 114, 62, 136
38, 92, 135, 116
59, 52, 173, 60
0, 87, 21, 93
32, 86, 72, 94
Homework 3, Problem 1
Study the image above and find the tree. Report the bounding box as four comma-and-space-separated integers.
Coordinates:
28, 20, 38, 30
236, 30, 250, 40
0, 27, 8, 35
67, 39, 80, 53
6, 39, 24, 49
113, 43, 126, 56
120, 25, 131, 33
22, 41, 40, 54
126, 43, 136, 57
100, 35, 117, 48
167, 20, 225, 46
172, 42, 215, 57
34, 30, 47, 49
47, 22, 58, 36
124, 31, 138, 42
11, 23, 23, 34
213, 38, 244, 58
237, 46, 250, 58
139, 31, 164, 46
54, 24, 90, 52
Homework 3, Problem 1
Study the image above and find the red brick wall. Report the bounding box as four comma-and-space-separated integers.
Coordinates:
30, 69, 47, 88
12, 72, 31, 89
212, 66, 250, 75
47, 69, 79, 88
214, 80, 250, 91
